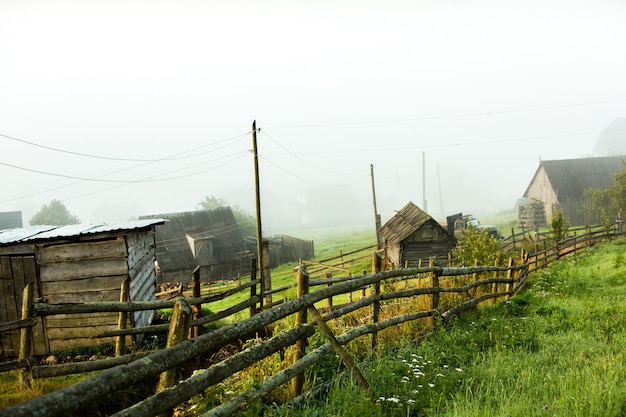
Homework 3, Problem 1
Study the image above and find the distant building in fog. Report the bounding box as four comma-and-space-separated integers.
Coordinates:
594, 117, 626, 156
0, 211, 22, 230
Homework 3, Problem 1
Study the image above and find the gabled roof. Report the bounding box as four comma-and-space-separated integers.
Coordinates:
139, 208, 245, 271
380, 201, 443, 244
524, 155, 626, 202
0, 219, 165, 246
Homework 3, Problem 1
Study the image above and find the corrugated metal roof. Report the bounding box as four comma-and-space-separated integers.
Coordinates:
0, 219, 166, 246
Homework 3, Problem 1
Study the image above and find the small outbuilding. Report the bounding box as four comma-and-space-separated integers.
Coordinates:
140, 208, 247, 284
380, 202, 455, 268
0, 219, 164, 357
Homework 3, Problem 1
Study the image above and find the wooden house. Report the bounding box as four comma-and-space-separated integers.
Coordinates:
380, 202, 455, 268
522, 156, 625, 226
0, 219, 164, 357
140, 208, 247, 284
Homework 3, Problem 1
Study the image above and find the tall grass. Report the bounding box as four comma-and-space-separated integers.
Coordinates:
265, 240, 626, 417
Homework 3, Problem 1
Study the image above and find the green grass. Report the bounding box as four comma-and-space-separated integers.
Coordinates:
200, 229, 377, 320
267, 239, 626, 417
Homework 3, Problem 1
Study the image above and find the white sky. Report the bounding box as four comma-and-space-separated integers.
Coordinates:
1, 0, 625, 234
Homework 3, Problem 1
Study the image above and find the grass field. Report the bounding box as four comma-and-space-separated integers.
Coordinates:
266, 239, 626, 417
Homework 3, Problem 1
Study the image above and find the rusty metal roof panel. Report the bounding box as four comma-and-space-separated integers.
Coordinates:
0, 219, 166, 245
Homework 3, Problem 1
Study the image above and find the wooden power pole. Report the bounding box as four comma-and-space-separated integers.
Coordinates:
252, 121, 264, 306
370, 164, 382, 249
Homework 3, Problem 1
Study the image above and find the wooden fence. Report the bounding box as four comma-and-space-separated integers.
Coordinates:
0, 226, 623, 417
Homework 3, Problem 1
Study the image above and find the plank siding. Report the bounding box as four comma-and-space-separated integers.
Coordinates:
45, 289, 121, 305
37, 238, 127, 263
41, 275, 127, 295
39, 258, 128, 282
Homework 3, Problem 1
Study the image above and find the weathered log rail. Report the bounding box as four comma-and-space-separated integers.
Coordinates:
0, 226, 622, 417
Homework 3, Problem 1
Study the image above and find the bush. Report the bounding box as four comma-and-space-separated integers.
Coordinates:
452, 227, 505, 266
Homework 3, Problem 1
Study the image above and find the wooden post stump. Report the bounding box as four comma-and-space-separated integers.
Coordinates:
115, 277, 130, 357
291, 265, 309, 397
191, 267, 202, 339
156, 296, 192, 414
18, 283, 34, 389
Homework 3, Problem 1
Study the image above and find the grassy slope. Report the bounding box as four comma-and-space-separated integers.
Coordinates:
272, 239, 626, 417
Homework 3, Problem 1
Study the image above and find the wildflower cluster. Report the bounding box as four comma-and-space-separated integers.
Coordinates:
374, 353, 464, 415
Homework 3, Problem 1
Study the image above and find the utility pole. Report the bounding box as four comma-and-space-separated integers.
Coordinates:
252, 121, 264, 307
370, 164, 382, 249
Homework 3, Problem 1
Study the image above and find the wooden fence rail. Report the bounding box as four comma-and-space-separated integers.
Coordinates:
0, 226, 622, 417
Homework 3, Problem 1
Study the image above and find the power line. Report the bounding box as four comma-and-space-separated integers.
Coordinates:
259, 129, 364, 176
0, 131, 249, 162
263, 98, 626, 130
0, 132, 249, 205
259, 155, 367, 187
0, 151, 248, 183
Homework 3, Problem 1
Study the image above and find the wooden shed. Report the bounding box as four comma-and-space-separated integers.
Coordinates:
380, 202, 455, 268
522, 156, 625, 226
0, 219, 164, 357
244, 235, 315, 268
140, 208, 247, 284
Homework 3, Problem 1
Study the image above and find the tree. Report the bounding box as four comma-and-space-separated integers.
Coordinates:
29, 199, 80, 226
550, 207, 569, 242
583, 160, 626, 228
197, 195, 256, 236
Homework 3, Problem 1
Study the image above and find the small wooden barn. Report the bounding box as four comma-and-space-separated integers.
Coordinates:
522, 155, 625, 226
380, 202, 455, 268
140, 208, 247, 284
0, 219, 164, 357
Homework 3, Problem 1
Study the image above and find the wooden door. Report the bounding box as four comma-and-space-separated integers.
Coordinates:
0, 256, 47, 357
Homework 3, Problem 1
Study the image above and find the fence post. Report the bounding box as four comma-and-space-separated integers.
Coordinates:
156, 296, 192, 412
292, 264, 309, 397
326, 272, 333, 310
505, 257, 514, 299
115, 277, 130, 357
404, 261, 409, 288
360, 270, 367, 299
429, 259, 439, 323
192, 267, 202, 339
348, 273, 353, 303
587, 226, 592, 247
511, 227, 516, 249
371, 280, 380, 350
18, 282, 34, 389
250, 258, 258, 317
491, 260, 499, 304
262, 240, 272, 306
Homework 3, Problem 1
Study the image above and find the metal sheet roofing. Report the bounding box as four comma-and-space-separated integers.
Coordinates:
0, 219, 166, 246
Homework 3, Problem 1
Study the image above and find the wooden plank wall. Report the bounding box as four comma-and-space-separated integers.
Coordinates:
38, 238, 128, 352
0, 256, 47, 356
127, 229, 157, 331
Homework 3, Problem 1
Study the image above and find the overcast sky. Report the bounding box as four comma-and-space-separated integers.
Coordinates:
1, 0, 625, 234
